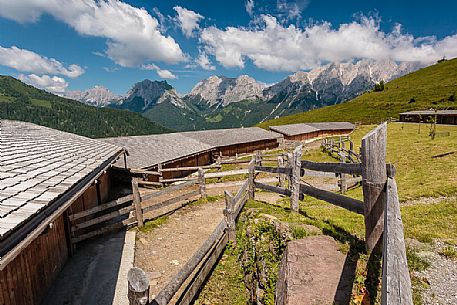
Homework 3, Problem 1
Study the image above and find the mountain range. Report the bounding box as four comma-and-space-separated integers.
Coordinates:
64, 59, 423, 131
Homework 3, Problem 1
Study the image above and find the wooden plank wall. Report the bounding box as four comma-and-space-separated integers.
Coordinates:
0, 215, 68, 305
0, 170, 112, 305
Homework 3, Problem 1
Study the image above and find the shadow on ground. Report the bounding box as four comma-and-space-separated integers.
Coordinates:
41, 231, 126, 305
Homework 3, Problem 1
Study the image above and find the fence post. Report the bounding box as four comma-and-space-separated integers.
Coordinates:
131, 177, 144, 228
198, 168, 206, 199
290, 145, 302, 213
128, 267, 149, 305
224, 191, 236, 242
278, 156, 285, 188
248, 159, 255, 200
349, 140, 354, 163
286, 152, 293, 189
255, 150, 262, 166
361, 122, 387, 252
339, 151, 347, 194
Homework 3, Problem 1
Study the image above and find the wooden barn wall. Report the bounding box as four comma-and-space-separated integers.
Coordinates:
285, 129, 353, 141
400, 114, 457, 125
0, 215, 68, 305
218, 139, 279, 156
0, 170, 114, 305
145, 151, 214, 182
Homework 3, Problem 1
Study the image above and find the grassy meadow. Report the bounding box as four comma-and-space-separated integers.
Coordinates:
258, 58, 457, 128
196, 122, 457, 305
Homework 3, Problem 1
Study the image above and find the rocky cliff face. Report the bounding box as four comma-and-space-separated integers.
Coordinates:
187, 75, 265, 107
113, 79, 187, 112
64, 85, 119, 107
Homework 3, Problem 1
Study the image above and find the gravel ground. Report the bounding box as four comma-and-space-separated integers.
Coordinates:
414, 241, 457, 305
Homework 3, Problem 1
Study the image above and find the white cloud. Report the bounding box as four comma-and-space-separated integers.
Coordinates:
276, 0, 309, 20
141, 64, 177, 79
245, 0, 254, 16
18, 74, 69, 94
0, 0, 186, 67
173, 6, 204, 38
200, 15, 457, 72
0, 45, 84, 78
196, 52, 216, 70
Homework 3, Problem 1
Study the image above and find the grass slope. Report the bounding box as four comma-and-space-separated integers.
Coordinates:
259, 58, 457, 128
0, 75, 171, 138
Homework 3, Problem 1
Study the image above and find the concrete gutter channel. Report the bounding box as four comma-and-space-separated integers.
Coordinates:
41, 230, 136, 305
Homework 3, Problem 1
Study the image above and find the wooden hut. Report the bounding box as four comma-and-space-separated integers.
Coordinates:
102, 133, 216, 180
269, 122, 355, 141
399, 110, 457, 125
182, 127, 281, 157
0, 120, 124, 305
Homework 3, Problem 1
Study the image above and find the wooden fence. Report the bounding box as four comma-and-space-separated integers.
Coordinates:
128, 165, 253, 305
252, 123, 412, 305
322, 136, 360, 163
69, 179, 203, 243
126, 123, 411, 305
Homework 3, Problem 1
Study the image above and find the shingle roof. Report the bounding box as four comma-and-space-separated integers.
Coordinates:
102, 133, 215, 169
269, 122, 355, 136
399, 110, 457, 115
0, 120, 123, 239
182, 127, 281, 147
269, 124, 319, 136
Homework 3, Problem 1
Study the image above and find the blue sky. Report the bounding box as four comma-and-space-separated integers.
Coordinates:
0, 0, 456, 95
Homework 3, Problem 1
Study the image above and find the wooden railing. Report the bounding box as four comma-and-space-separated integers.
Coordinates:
126, 124, 412, 305
128, 169, 252, 305
251, 123, 412, 305
322, 136, 361, 163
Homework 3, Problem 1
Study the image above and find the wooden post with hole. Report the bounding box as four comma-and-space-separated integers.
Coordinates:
131, 177, 144, 228
198, 168, 206, 199
128, 267, 149, 305
278, 156, 285, 188
290, 145, 302, 213
361, 122, 388, 252
339, 151, 347, 194
224, 190, 236, 242
248, 158, 255, 200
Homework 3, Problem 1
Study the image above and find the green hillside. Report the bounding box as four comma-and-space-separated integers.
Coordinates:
259, 58, 457, 128
0, 76, 170, 138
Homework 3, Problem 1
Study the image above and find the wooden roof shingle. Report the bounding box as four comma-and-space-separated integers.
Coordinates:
0, 120, 123, 240
101, 133, 215, 169
269, 122, 355, 136
182, 127, 282, 147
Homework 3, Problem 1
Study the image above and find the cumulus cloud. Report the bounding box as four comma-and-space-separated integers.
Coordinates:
196, 52, 216, 70
173, 6, 204, 38
18, 74, 68, 93
0, 45, 84, 78
200, 15, 457, 72
0, 0, 186, 67
141, 64, 177, 79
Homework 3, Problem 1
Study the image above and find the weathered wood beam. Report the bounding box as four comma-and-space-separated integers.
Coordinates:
140, 180, 197, 202
361, 122, 387, 252
382, 178, 413, 305
290, 145, 303, 212
254, 181, 291, 197
68, 194, 132, 222
299, 184, 364, 215
141, 190, 200, 214
132, 177, 144, 228
254, 166, 292, 175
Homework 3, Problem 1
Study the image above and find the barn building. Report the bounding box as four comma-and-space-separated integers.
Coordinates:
102, 127, 282, 180
269, 122, 355, 141
182, 127, 281, 157
399, 110, 457, 125
0, 120, 124, 305
102, 133, 215, 180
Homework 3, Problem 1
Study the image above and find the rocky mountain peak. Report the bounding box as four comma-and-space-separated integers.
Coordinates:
188, 74, 265, 106
64, 85, 119, 107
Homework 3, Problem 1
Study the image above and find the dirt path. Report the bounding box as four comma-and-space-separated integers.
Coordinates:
134, 198, 226, 301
